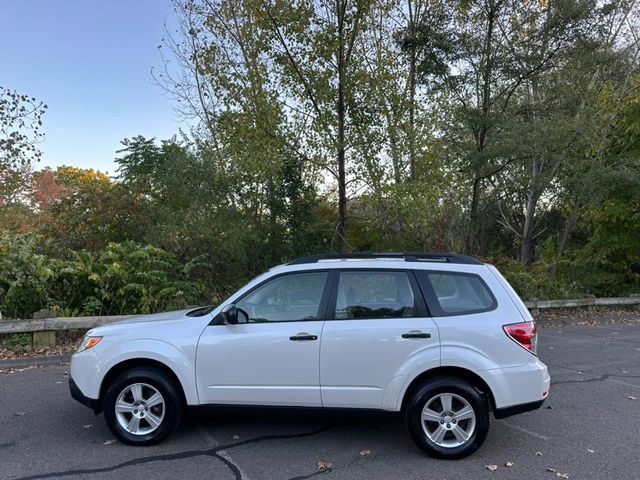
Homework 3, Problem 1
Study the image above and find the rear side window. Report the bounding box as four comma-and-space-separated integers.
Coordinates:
334, 271, 416, 319
418, 271, 496, 316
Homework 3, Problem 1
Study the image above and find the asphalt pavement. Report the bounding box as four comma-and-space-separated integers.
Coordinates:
1, 324, 639, 480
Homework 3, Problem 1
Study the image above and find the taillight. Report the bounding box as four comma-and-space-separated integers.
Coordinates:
503, 321, 537, 354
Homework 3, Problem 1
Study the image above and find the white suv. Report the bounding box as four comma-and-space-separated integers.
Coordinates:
69, 253, 549, 458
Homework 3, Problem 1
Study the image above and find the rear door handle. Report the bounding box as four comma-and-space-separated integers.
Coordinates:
402, 331, 432, 339
289, 333, 318, 341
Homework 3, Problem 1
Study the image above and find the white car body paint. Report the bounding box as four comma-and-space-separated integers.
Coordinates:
70, 258, 549, 417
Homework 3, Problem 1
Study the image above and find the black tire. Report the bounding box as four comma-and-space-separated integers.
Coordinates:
405, 376, 490, 459
103, 367, 183, 446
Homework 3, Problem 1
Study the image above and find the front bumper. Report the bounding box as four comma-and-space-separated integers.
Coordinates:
69, 377, 101, 413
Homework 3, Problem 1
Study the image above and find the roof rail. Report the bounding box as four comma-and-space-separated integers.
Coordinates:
287, 252, 482, 266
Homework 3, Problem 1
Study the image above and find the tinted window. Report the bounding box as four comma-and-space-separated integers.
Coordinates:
425, 272, 495, 315
334, 271, 416, 319
236, 272, 328, 322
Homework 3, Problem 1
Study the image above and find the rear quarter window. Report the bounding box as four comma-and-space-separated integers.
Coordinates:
417, 270, 497, 317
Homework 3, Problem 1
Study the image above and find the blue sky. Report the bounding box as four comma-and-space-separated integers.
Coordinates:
1, 0, 182, 174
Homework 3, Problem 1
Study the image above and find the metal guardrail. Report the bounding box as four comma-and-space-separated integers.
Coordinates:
523, 296, 640, 311
0, 296, 639, 335
0, 315, 142, 334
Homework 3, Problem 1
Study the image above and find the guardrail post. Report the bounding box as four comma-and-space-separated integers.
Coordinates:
587, 295, 596, 313
530, 298, 539, 317
32, 331, 56, 348
31, 310, 57, 348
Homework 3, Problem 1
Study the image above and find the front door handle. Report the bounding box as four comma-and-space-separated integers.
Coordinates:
402, 331, 432, 339
289, 333, 318, 341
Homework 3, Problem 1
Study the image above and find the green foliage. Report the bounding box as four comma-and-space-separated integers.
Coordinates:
88, 242, 205, 315
2, 284, 47, 319
2, 2, 640, 311
489, 257, 580, 301
570, 199, 640, 296
0, 235, 207, 319
0, 333, 32, 350
0, 235, 54, 318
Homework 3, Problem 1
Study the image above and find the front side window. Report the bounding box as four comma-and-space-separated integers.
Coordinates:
235, 271, 328, 322
334, 271, 416, 319
424, 271, 496, 316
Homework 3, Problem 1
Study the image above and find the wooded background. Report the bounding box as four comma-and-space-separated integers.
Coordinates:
1, 0, 639, 319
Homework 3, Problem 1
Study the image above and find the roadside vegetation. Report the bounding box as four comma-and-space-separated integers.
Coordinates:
1, 0, 639, 319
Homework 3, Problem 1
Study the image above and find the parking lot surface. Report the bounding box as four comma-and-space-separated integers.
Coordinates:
1, 324, 639, 480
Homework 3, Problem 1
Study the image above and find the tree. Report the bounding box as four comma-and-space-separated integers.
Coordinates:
0, 87, 47, 170
160, 0, 380, 251
0, 163, 34, 235
37, 167, 145, 251
407, 0, 609, 257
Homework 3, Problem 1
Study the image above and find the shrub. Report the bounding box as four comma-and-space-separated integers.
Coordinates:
0, 235, 207, 319
488, 256, 580, 300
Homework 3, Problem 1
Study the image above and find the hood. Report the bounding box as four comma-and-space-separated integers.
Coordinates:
109, 308, 196, 325
86, 308, 201, 336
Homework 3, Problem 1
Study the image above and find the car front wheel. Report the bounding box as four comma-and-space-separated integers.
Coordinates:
103, 367, 183, 445
406, 376, 489, 459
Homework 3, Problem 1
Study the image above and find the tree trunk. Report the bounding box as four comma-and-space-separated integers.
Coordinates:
520, 159, 543, 265
336, 0, 348, 252
465, 2, 497, 256
550, 198, 580, 276
407, 0, 418, 181
408, 42, 417, 181
387, 117, 402, 184
466, 176, 482, 254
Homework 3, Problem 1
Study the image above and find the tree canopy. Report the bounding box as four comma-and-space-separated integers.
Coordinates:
1, 0, 639, 318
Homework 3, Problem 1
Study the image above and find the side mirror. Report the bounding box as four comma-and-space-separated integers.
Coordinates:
213, 304, 249, 325
219, 304, 238, 325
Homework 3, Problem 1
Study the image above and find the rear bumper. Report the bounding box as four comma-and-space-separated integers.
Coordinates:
482, 356, 550, 409
494, 398, 545, 419
69, 377, 100, 413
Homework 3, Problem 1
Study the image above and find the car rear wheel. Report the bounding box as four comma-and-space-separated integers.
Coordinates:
103, 367, 183, 445
406, 376, 489, 459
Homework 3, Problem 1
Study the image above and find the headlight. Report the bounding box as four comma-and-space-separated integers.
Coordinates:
77, 336, 103, 353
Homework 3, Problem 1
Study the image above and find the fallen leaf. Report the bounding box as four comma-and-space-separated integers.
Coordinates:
505, 461, 514, 467
587, 449, 594, 453
14, 412, 26, 416
359, 449, 371, 456
102, 439, 116, 445
82, 424, 93, 429
485, 465, 498, 471
317, 460, 332, 471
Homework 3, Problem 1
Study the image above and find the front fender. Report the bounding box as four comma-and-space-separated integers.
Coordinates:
92, 338, 198, 405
